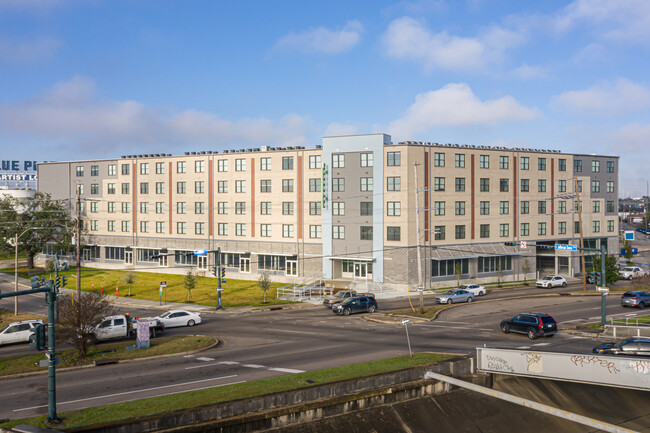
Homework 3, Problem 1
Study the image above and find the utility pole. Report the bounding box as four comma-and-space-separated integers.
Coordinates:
14, 232, 18, 316
574, 176, 587, 292
76, 187, 82, 301
413, 163, 424, 313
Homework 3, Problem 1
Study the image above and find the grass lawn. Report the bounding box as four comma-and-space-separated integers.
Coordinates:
1, 266, 292, 308
0, 309, 45, 329
0, 352, 452, 430
386, 304, 450, 319
0, 335, 215, 376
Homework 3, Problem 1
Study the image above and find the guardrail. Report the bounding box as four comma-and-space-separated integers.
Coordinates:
276, 276, 331, 301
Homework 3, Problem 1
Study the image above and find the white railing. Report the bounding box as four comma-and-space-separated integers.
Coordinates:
276, 274, 331, 301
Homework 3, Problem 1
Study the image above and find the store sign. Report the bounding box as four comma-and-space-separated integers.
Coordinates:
0, 160, 37, 171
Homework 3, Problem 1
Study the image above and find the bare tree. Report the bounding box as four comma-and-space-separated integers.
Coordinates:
522, 259, 531, 285
258, 272, 271, 303
454, 262, 462, 288
56, 292, 117, 357
183, 269, 197, 302
123, 268, 137, 297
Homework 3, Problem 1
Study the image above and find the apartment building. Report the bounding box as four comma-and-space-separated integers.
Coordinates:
37, 134, 619, 289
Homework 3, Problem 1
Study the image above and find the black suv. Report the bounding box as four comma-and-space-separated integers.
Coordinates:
500, 313, 558, 340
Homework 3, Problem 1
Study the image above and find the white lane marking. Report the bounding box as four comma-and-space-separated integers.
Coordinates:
242, 364, 266, 369
269, 367, 305, 374
219, 361, 240, 365
434, 320, 471, 325
186, 361, 239, 370
196, 357, 214, 362
414, 324, 493, 331
15, 375, 239, 411
533, 342, 551, 346
516, 346, 531, 349
266, 328, 318, 335
183, 355, 195, 358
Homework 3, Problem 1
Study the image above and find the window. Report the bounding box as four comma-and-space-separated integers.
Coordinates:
387, 226, 401, 241
218, 223, 228, 236
606, 181, 614, 193
236, 223, 246, 236
195, 222, 205, 235
455, 154, 465, 168
575, 221, 581, 234
360, 177, 373, 191
140, 202, 148, 213
593, 220, 600, 233
309, 155, 321, 169
558, 201, 566, 213
90, 220, 98, 231
387, 177, 400, 191
156, 222, 164, 233
434, 152, 445, 167
235, 180, 245, 193
432, 258, 469, 277
606, 161, 614, 173
387, 152, 400, 166
333, 178, 345, 192
538, 201, 546, 214
593, 201, 600, 213
282, 224, 294, 238
455, 177, 465, 192
332, 154, 345, 168
235, 158, 246, 171
177, 181, 186, 194
433, 177, 445, 191
478, 256, 512, 274
217, 159, 227, 172
500, 201, 509, 215
538, 222, 547, 235
282, 156, 294, 170
521, 223, 530, 236
592, 180, 600, 193
480, 178, 489, 192
195, 181, 205, 194
592, 160, 600, 172
434, 201, 445, 216
435, 226, 445, 240
156, 202, 164, 214
360, 226, 373, 240
333, 202, 345, 216
260, 202, 271, 215
90, 183, 98, 194
480, 201, 490, 215
194, 160, 205, 173
140, 182, 149, 194
480, 224, 490, 238
91, 165, 99, 176
607, 220, 615, 232
195, 202, 204, 214
121, 164, 129, 175
310, 225, 322, 238
455, 201, 465, 216
108, 202, 116, 213
479, 155, 489, 169
176, 202, 186, 214
260, 157, 271, 171
558, 180, 567, 193
577, 180, 582, 192
156, 162, 164, 174
90, 202, 98, 213
499, 224, 509, 237
282, 179, 294, 192
310, 201, 322, 215
108, 164, 117, 176
455, 225, 466, 239
499, 179, 509, 192
558, 222, 567, 234
140, 163, 149, 175
333, 225, 345, 239
176, 161, 186, 173
177, 222, 186, 234
574, 159, 582, 172
497, 155, 508, 169
538, 179, 546, 192
282, 202, 294, 215
156, 182, 164, 194
309, 178, 321, 192
538, 158, 546, 171
260, 180, 271, 192
387, 201, 401, 216
361, 153, 373, 167
521, 179, 529, 192
77, 184, 84, 195
121, 221, 130, 232
606, 201, 615, 213
108, 221, 115, 232
360, 202, 372, 216
235, 202, 246, 214
520, 157, 529, 170
121, 183, 130, 194
558, 159, 566, 171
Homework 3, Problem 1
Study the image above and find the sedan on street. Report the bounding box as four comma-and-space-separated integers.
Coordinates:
332, 296, 378, 315
155, 310, 202, 328
535, 275, 567, 288
500, 313, 557, 339
459, 284, 487, 296
593, 338, 650, 356
434, 289, 474, 304
621, 291, 650, 309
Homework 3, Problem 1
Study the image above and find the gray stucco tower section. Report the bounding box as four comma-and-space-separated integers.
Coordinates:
321, 134, 390, 282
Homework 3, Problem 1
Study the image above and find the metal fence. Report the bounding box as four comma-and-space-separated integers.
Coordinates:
276, 275, 331, 301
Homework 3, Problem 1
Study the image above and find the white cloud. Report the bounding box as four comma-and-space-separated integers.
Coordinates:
324, 122, 359, 137
0, 35, 62, 63
510, 63, 546, 79
607, 123, 650, 197
550, 79, 650, 116
273, 20, 363, 54
381, 17, 523, 72
0, 76, 313, 157
388, 83, 539, 138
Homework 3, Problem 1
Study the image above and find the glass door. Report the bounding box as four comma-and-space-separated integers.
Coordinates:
354, 262, 367, 279
240, 258, 250, 273
198, 255, 207, 270
286, 260, 297, 276
159, 254, 168, 267
83, 248, 91, 261
125, 251, 133, 265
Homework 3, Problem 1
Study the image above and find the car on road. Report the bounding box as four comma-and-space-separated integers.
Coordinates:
459, 284, 487, 296
155, 310, 202, 327
0, 319, 45, 346
593, 338, 650, 356
618, 266, 649, 280
620, 291, 650, 309
434, 289, 474, 304
500, 313, 558, 340
332, 296, 378, 315
535, 275, 567, 288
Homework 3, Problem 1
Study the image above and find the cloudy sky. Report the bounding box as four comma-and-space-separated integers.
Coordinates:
1, 0, 649, 196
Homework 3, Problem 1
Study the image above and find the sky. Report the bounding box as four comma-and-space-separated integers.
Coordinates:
1, 0, 649, 197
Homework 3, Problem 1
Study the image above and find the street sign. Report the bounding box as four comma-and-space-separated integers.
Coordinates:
401, 319, 410, 325
160, 281, 167, 287
520, 241, 527, 249
193, 250, 207, 255
596, 286, 609, 294
624, 230, 635, 241
216, 288, 224, 292
620, 248, 639, 255
555, 244, 577, 251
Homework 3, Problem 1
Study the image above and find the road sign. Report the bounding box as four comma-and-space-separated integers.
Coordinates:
401, 319, 410, 325
620, 248, 639, 255
555, 244, 577, 251
160, 281, 167, 287
193, 249, 207, 255
216, 288, 224, 292
596, 286, 609, 294
520, 241, 527, 249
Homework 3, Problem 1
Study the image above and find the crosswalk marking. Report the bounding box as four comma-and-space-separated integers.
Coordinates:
196, 357, 215, 362
242, 364, 265, 369
269, 367, 305, 374
533, 342, 551, 346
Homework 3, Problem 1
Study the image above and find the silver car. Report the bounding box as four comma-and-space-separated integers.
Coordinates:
435, 289, 475, 304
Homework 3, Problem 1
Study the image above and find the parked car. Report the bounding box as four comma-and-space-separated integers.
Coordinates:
94, 314, 164, 341
620, 291, 650, 309
593, 338, 650, 356
500, 313, 558, 340
322, 290, 375, 308
435, 289, 474, 304
619, 266, 649, 280
155, 310, 202, 327
535, 275, 567, 288
332, 296, 378, 315
459, 284, 487, 296
0, 319, 45, 346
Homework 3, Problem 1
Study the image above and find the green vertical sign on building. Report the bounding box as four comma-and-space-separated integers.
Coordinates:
322, 163, 329, 209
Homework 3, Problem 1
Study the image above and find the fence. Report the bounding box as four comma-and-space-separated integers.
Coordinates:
276, 275, 331, 301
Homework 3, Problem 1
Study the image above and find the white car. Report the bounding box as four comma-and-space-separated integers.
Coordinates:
0, 320, 45, 346
536, 275, 567, 288
156, 310, 202, 328
619, 266, 649, 280
459, 284, 487, 296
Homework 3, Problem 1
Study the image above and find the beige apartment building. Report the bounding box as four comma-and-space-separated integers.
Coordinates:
37, 134, 619, 290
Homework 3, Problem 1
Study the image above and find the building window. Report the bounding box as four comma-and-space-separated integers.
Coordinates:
121, 164, 129, 176
155, 182, 164, 194
559, 222, 567, 234
155, 162, 164, 174
387, 226, 401, 241
139, 163, 149, 175
577, 180, 582, 193
387, 152, 400, 166
607, 220, 615, 232
108, 221, 115, 232
333, 202, 345, 216
558, 201, 566, 213
593, 201, 600, 213
218, 223, 228, 236
89, 184, 98, 195
455, 225, 466, 239
282, 202, 294, 215
310, 201, 322, 215
192, 160, 204, 173
433, 177, 445, 191
520, 157, 529, 170
140, 202, 148, 213
90, 220, 98, 231
478, 256, 512, 273
235, 158, 246, 171
499, 224, 509, 237
282, 224, 294, 238
332, 154, 345, 168
606, 201, 615, 213
361, 153, 373, 167
434, 152, 445, 167
108, 202, 115, 213
500, 201, 509, 215
140, 183, 149, 194
360, 226, 373, 240
434, 201, 445, 216
121, 183, 130, 194
309, 155, 321, 169
177, 202, 186, 214
558, 180, 566, 193
177, 222, 186, 234
606, 161, 614, 173
538, 179, 546, 192
156, 222, 165, 233
260, 180, 271, 193
480, 224, 490, 238
333, 225, 345, 239
499, 179, 509, 192
574, 159, 582, 172
310, 225, 322, 238
480, 178, 489, 192
538, 158, 546, 171
282, 157, 294, 170
195, 202, 205, 214
521, 179, 529, 192
235, 202, 246, 214
455, 154, 465, 168
558, 159, 566, 171
121, 221, 130, 233
592, 160, 600, 172
606, 181, 614, 193
236, 223, 246, 236
235, 180, 245, 193
538, 222, 547, 235
260, 157, 271, 171
108, 164, 117, 176
177, 161, 186, 173
479, 201, 490, 215
435, 226, 445, 240
309, 178, 320, 192
521, 223, 529, 236
156, 202, 164, 214
538, 201, 546, 214
592, 180, 600, 193
387, 177, 400, 191
360, 202, 372, 216
455, 201, 465, 216
360, 177, 373, 191
575, 221, 581, 234
260, 202, 271, 215
282, 179, 294, 192
194, 181, 205, 194
593, 220, 600, 233
479, 155, 489, 169
216, 159, 227, 172
195, 222, 205, 235
432, 258, 469, 277
177, 182, 186, 194
455, 177, 465, 192
387, 201, 401, 216
499, 156, 509, 169
90, 202, 98, 213
333, 178, 345, 192
90, 165, 99, 176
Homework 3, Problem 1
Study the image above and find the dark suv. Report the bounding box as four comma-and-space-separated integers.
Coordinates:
332, 296, 378, 315
500, 313, 558, 340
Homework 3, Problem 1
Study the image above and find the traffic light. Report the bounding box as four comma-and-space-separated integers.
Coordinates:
61, 276, 68, 288
594, 271, 602, 286
536, 244, 554, 249
212, 266, 218, 277
29, 324, 46, 351
221, 267, 226, 282
504, 242, 517, 246
54, 276, 61, 289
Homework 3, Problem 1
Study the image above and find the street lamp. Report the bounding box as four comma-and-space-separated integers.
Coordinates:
14, 227, 45, 315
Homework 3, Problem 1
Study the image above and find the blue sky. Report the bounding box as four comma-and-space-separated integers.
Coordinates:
1, 0, 649, 196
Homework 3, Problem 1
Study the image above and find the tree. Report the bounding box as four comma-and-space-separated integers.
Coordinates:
0, 192, 74, 269
183, 269, 197, 302
454, 262, 462, 288
622, 239, 634, 265
258, 272, 271, 303
496, 262, 503, 287
522, 259, 531, 285
56, 292, 117, 357
592, 254, 621, 286
123, 269, 137, 297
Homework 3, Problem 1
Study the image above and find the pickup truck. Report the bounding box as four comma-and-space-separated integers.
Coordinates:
94, 313, 165, 342
619, 266, 650, 280
323, 290, 375, 308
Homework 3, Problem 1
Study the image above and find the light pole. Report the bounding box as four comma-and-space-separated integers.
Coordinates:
14, 228, 44, 316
